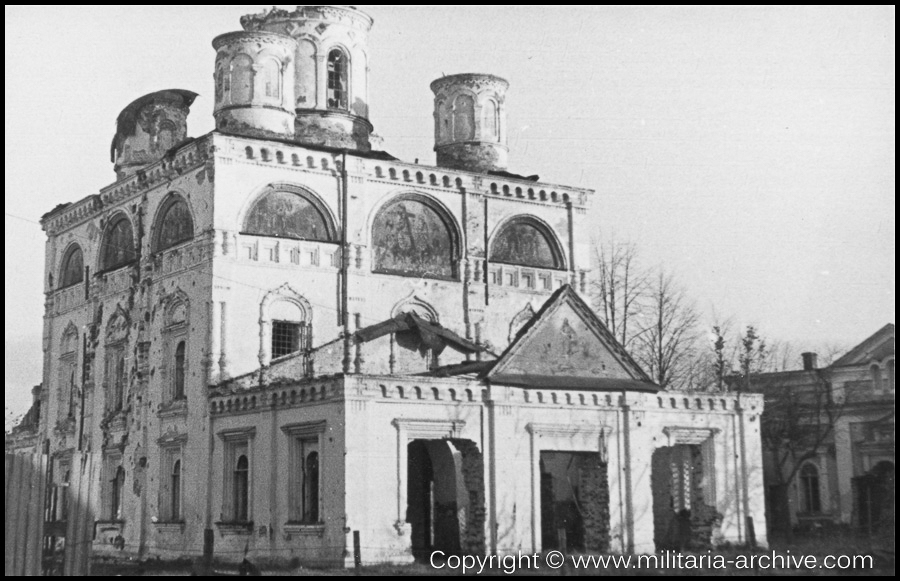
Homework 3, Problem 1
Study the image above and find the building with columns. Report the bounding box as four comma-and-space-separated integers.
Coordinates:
34, 6, 766, 566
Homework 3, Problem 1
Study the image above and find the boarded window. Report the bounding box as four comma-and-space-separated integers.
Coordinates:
327, 49, 348, 110
490, 218, 563, 270
453, 95, 475, 141
100, 216, 136, 271
243, 189, 334, 242
372, 197, 458, 279
231, 54, 254, 103
60, 245, 84, 288
155, 196, 194, 252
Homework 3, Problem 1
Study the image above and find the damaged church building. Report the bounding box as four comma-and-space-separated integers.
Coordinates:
33, 6, 767, 566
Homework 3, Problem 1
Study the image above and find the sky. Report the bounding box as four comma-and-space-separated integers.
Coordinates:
4, 6, 895, 417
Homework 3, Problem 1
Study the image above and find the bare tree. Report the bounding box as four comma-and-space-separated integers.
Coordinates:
633, 270, 700, 390
590, 236, 647, 350
758, 368, 848, 540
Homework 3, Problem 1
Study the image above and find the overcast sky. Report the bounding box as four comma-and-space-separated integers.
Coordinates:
5, 6, 895, 417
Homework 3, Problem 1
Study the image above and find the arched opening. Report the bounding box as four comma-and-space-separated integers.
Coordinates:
231, 54, 254, 102
171, 460, 182, 521
154, 195, 194, 253
372, 195, 459, 279
243, 186, 336, 242
799, 463, 821, 514
327, 49, 348, 110
489, 217, 565, 269
483, 99, 499, 142
261, 57, 281, 100
100, 215, 136, 272
59, 244, 84, 288
452, 94, 475, 141
173, 341, 186, 400
234, 455, 249, 522
888, 360, 895, 391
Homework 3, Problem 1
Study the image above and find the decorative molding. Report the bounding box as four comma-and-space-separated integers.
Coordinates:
281, 420, 326, 437
391, 418, 466, 440
662, 426, 721, 447
525, 422, 612, 438
217, 426, 257, 442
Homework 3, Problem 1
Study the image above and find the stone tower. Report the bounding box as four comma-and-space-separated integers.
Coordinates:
241, 6, 374, 152
431, 73, 509, 173
212, 30, 298, 138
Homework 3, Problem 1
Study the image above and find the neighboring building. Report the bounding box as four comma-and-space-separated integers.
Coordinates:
33, 6, 767, 565
750, 325, 894, 533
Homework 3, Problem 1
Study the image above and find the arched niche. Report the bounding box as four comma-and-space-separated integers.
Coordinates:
59, 244, 84, 288
243, 184, 336, 242
371, 194, 460, 280
153, 194, 194, 253
489, 216, 565, 270
100, 213, 137, 272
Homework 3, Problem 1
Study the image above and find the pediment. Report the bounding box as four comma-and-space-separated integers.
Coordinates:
488, 286, 653, 390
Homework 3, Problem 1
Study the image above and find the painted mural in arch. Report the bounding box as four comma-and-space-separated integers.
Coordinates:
372, 198, 456, 279
490, 219, 562, 269
100, 216, 136, 271
244, 190, 334, 242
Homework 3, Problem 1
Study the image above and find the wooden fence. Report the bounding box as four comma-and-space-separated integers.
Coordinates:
5, 451, 99, 576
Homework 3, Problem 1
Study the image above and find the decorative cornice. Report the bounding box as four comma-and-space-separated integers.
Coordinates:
662, 426, 720, 446
212, 30, 298, 51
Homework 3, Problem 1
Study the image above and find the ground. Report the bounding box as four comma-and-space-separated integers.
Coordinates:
88, 529, 894, 576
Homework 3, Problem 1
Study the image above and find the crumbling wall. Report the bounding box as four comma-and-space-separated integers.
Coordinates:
579, 456, 610, 552
651, 444, 719, 551
450, 439, 486, 556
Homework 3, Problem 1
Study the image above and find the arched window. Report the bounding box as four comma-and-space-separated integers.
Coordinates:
59, 245, 84, 288
234, 455, 249, 522
231, 54, 254, 103
154, 195, 194, 253
261, 57, 281, 100
372, 195, 459, 279
215, 64, 225, 103
799, 464, 821, 514
171, 460, 182, 521
304, 451, 319, 523
327, 49, 348, 110
113, 354, 125, 412
452, 94, 475, 141
887, 360, 895, 391
112, 466, 125, 520
483, 99, 499, 142
243, 187, 335, 242
490, 217, 565, 269
100, 215, 136, 272
173, 341, 186, 400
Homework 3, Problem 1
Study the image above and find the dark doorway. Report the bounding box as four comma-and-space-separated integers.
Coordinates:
539, 451, 609, 553
406, 439, 485, 560
856, 461, 895, 532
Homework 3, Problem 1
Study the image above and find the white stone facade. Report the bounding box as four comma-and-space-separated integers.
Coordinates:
34, 6, 769, 566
